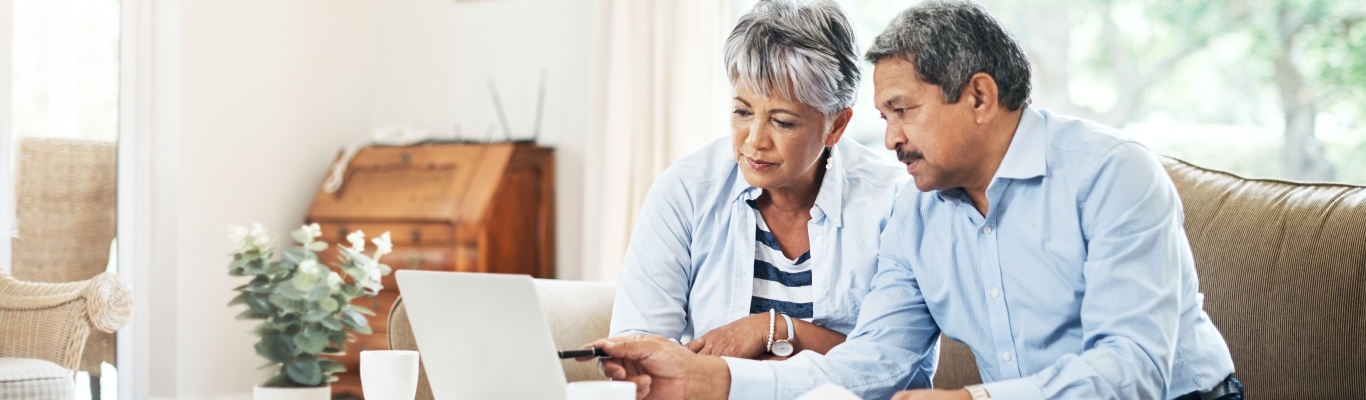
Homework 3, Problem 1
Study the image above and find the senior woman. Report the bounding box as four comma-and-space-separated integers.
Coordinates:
609, 0, 907, 361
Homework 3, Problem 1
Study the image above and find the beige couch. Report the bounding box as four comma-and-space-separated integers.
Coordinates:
390, 157, 1366, 399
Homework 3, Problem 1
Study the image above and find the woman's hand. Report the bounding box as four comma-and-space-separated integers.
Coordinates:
685, 313, 771, 359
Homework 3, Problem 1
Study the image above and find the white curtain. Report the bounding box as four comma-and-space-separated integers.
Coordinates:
580, 0, 733, 282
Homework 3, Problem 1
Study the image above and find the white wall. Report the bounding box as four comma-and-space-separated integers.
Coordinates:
371, 0, 592, 280
156, 0, 379, 397
150, 0, 593, 397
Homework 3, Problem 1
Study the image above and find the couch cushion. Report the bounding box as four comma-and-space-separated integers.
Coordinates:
1163, 157, 1366, 399
0, 357, 75, 400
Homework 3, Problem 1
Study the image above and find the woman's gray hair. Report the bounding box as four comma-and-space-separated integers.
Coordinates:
865, 0, 1031, 111
725, 0, 861, 117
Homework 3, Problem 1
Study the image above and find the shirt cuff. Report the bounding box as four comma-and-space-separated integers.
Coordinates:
722, 357, 775, 400
980, 378, 1046, 400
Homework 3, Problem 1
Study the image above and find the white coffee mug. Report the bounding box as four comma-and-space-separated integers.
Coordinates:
566, 381, 635, 400
360, 350, 420, 400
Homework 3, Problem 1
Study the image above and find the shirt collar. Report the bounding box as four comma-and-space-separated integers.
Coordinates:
728, 143, 847, 228
993, 106, 1048, 181
935, 106, 1047, 203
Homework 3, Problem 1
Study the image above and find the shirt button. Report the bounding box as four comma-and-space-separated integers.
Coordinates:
814, 236, 825, 243
818, 289, 828, 297
990, 289, 1000, 298
982, 226, 993, 234
1002, 352, 1012, 361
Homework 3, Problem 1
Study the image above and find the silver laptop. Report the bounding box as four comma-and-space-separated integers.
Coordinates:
397, 270, 568, 399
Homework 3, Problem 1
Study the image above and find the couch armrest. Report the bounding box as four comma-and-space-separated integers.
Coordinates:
0, 272, 133, 370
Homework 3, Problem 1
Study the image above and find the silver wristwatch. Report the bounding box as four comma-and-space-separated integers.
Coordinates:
771, 313, 796, 357
965, 384, 991, 400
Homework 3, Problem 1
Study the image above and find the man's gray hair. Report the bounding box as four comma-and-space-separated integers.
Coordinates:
725, 0, 861, 116
865, 0, 1031, 111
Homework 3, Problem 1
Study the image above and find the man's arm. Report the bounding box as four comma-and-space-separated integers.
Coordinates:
595, 193, 942, 400
609, 169, 696, 339
980, 143, 1187, 400
727, 203, 943, 400
590, 335, 730, 400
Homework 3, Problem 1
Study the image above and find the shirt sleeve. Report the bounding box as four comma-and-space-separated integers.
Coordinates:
727, 198, 941, 399
608, 168, 696, 340
995, 142, 1187, 400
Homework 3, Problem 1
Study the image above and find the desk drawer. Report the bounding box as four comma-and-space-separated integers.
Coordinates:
313, 222, 454, 246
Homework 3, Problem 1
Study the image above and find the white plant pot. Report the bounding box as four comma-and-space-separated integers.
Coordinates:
253, 385, 331, 400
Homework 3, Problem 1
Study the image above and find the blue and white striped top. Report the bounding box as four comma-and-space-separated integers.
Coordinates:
746, 199, 814, 320
608, 137, 909, 343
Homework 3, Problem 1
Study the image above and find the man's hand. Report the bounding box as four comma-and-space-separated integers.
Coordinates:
685, 313, 771, 358
891, 389, 972, 400
579, 335, 731, 400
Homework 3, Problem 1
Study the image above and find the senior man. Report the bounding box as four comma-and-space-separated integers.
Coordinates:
588, 1, 1242, 400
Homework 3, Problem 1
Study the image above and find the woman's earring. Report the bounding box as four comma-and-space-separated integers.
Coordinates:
825, 148, 833, 169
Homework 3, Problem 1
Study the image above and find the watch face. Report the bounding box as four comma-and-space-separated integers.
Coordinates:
772, 341, 794, 357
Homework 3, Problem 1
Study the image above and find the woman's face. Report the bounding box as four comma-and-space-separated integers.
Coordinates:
731, 85, 850, 192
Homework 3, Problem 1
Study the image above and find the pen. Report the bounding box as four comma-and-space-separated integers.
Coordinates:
557, 348, 610, 359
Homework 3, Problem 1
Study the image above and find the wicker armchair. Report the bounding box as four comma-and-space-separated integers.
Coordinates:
11, 137, 121, 393
0, 272, 133, 398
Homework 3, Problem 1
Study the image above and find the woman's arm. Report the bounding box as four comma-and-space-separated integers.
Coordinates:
685, 313, 847, 359
784, 318, 846, 355
608, 169, 696, 339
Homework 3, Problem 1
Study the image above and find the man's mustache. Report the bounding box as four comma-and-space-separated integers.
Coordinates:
896, 147, 923, 164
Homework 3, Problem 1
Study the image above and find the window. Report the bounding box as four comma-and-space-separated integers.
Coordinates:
6, 0, 122, 398
835, 0, 1366, 184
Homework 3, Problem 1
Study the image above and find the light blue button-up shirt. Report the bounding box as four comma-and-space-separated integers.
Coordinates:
609, 137, 908, 341
725, 107, 1236, 400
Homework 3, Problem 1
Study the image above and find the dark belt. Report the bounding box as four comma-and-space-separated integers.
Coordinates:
1195, 375, 1244, 400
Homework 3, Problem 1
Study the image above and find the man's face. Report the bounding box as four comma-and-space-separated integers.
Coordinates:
873, 58, 983, 192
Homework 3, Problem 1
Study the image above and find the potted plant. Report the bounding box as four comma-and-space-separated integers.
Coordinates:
227, 223, 393, 400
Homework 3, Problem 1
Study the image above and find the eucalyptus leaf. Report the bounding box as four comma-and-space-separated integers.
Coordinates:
276, 284, 306, 301
285, 355, 323, 386
268, 293, 297, 312
247, 276, 273, 293
293, 327, 328, 355
240, 259, 265, 275
291, 275, 314, 292
302, 307, 331, 323
318, 297, 339, 313
229, 258, 249, 275
246, 293, 272, 313
283, 246, 312, 265
341, 284, 364, 298
262, 372, 293, 387
347, 305, 376, 316
255, 333, 296, 363
341, 310, 372, 334
306, 284, 330, 302
327, 330, 347, 347
318, 358, 346, 374
319, 315, 343, 331
291, 229, 312, 245
307, 241, 328, 252
228, 291, 250, 307
236, 309, 270, 320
